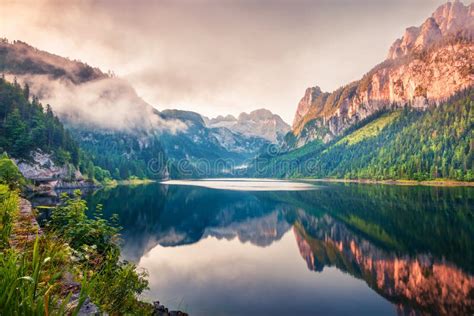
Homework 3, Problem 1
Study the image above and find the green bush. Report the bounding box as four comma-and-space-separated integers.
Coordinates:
48, 190, 152, 314
0, 155, 24, 189
89, 258, 150, 314
49, 190, 120, 257
0, 184, 17, 249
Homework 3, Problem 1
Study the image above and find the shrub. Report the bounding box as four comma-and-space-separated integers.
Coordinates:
0, 237, 86, 315
48, 190, 152, 314
0, 155, 24, 189
0, 184, 18, 249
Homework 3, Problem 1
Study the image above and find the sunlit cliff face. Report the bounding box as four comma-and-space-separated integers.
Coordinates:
291, 1, 474, 146
293, 218, 474, 315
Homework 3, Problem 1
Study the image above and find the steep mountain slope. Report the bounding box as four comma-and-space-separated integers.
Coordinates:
205, 109, 290, 144
249, 1, 474, 181
250, 89, 473, 181
0, 39, 274, 178
290, 1, 473, 148
0, 78, 77, 163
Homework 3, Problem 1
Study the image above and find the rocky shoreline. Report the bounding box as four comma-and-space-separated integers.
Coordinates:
15, 150, 102, 194
26, 179, 100, 195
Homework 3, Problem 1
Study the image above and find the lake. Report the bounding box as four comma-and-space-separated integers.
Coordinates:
85, 179, 474, 316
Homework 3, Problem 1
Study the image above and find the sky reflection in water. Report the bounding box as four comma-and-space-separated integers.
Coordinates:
86, 180, 474, 316
140, 232, 393, 315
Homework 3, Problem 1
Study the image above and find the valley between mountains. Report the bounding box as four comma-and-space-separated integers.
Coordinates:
0, 1, 473, 187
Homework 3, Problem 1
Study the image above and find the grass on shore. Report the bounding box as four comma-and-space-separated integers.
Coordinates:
0, 185, 154, 315
304, 177, 474, 187
103, 178, 155, 188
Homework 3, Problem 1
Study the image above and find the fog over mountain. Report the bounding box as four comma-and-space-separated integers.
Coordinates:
0, 0, 450, 123
0, 40, 187, 133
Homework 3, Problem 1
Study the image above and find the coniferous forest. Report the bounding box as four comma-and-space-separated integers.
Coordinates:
1, 74, 473, 183
0, 77, 117, 181
0, 77, 79, 165
251, 89, 474, 181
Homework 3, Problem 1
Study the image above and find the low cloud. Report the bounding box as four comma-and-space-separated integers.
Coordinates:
6, 74, 187, 133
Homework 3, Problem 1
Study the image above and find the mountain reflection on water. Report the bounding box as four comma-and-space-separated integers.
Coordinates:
86, 182, 474, 315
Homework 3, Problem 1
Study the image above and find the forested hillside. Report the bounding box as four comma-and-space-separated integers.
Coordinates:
251, 89, 474, 181
0, 77, 117, 182
70, 129, 169, 180
0, 77, 79, 165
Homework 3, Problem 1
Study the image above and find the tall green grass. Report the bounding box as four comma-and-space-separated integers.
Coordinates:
0, 184, 17, 248
0, 184, 152, 315
0, 237, 87, 315
0, 184, 86, 315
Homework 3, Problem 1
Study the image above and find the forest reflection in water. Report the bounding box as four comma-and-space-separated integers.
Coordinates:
86, 181, 474, 316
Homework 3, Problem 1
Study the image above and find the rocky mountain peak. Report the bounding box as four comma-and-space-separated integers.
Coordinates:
292, 86, 323, 129
223, 114, 237, 121
239, 108, 274, 121
207, 108, 290, 143
388, 1, 473, 60
432, 0, 474, 34
415, 17, 442, 49
210, 114, 237, 123
291, 1, 473, 147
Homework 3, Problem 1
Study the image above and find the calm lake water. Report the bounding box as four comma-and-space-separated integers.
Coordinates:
85, 180, 474, 316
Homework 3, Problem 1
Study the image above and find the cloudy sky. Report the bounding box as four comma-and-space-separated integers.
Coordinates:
1, 0, 447, 123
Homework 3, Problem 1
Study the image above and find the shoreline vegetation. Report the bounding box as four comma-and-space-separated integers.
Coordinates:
300, 178, 474, 187
64, 176, 474, 189
0, 158, 186, 315
1, 187, 154, 314
104, 178, 156, 187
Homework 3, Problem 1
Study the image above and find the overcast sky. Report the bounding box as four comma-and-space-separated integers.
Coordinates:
1, 0, 449, 123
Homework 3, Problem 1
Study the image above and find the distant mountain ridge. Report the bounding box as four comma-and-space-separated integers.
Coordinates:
0, 39, 289, 146
205, 108, 290, 143
291, 1, 473, 147
156, 109, 270, 177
